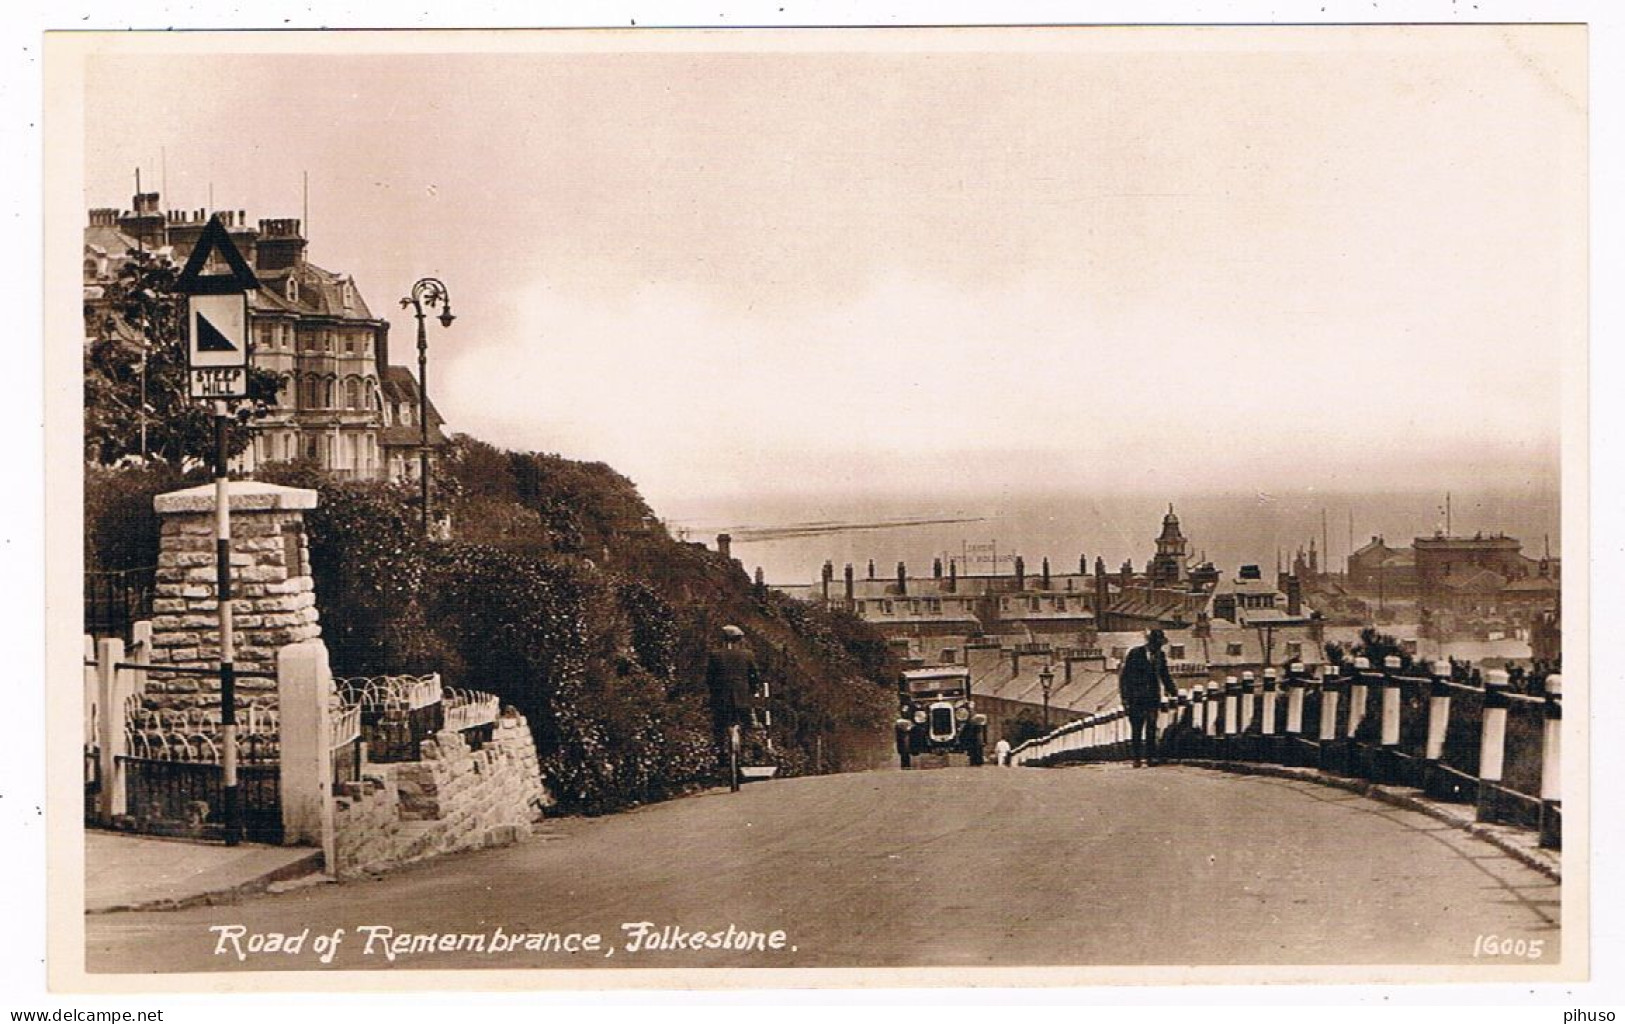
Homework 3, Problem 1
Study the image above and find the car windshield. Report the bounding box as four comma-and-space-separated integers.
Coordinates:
905, 677, 966, 699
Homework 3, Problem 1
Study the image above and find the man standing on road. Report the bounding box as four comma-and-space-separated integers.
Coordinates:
706, 624, 761, 769
1118, 627, 1178, 767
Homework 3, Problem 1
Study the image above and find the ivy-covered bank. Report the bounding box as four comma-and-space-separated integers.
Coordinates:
87, 438, 897, 816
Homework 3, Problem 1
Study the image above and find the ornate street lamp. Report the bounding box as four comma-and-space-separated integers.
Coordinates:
1039, 662, 1055, 730
400, 278, 454, 537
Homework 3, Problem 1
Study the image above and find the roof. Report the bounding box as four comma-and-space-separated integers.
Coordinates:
248, 262, 378, 322
1439, 569, 1508, 592
378, 365, 449, 447
84, 224, 142, 263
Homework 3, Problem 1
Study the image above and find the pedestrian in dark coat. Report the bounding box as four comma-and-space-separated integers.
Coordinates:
1118, 628, 1178, 766
706, 624, 761, 751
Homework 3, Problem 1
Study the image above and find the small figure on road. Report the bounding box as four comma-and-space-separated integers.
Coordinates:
706, 624, 762, 762
1118, 627, 1178, 767
994, 737, 1012, 767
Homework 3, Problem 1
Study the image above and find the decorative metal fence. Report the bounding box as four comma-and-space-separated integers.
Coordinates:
443, 687, 501, 749
121, 701, 285, 843
1011, 659, 1562, 849
335, 673, 444, 762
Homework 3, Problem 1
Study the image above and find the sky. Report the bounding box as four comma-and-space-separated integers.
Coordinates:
80, 28, 1582, 516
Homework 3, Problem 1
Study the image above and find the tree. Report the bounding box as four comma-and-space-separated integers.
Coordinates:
84, 246, 277, 468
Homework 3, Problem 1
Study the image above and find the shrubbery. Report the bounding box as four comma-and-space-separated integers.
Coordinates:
86, 439, 898, 816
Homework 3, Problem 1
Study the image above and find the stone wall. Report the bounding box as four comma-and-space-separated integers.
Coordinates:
333, 709, 549, 878
147, 482, 320, 710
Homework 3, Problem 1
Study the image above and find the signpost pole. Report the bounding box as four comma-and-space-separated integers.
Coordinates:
179, 215, 258, 847
214, 402, 241, 846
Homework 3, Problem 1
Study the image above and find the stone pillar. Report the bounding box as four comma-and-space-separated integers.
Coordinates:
148, 482, 320, 710
278, 639, 336, 865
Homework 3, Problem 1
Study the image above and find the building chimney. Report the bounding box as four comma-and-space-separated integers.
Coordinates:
1194, 609, 1211, 639
1094, 556, 1109, 613
821, 560, 834, 602
896, 562, 907, 596
933, 557, 943, 580
1015, 555, 1025, 589
1079, 554, 1087, 575
1287, 574, 1303, 616
754, 566, 766, 589
948, 559, 958, 593
1120, 560, 1134, 588
255, 218, 308, 271
1041, 557, 1051, 590
867, 559, 876, 581
716, 533, 732, 560
118, 192, 166, 251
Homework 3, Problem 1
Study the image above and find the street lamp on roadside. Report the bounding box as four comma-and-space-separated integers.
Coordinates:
400, 278, 454, 537
1039, 662, 1055, 730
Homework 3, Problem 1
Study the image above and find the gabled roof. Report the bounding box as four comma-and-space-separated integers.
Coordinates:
379, 365, 448, 447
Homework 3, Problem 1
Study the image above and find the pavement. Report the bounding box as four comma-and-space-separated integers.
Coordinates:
86, 763, 1560, 971
85, 830, 325, 913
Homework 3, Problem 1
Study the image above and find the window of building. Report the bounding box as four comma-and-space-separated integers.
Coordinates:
1170, 644, 1186, 660
344, 334, 356, 355
1226, 642, 1244, 656
323, 332, 334, 353
305, 435, 318, 460
286, 277, 299, 303
1286, 641, 1303, 659
345, 378, 362, 409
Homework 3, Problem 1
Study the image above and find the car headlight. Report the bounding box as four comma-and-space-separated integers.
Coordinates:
954, 705, 970, 722
913, 709, 927, 724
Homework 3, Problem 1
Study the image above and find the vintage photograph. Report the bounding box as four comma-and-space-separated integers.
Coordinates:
50, 24, 1585, 988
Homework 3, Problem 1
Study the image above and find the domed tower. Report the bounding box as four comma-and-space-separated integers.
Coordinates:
1150, 504, 1189, 588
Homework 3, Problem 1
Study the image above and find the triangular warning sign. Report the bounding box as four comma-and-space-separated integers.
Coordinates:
195, 312, 238, 352
177, 214, 260, 296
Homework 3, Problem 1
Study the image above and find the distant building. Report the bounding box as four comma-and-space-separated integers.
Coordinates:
1147, 505, 1189, 587
1347, 536, 1418, 597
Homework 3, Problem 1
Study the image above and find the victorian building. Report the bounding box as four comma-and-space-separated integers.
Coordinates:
84, 192, 444, 481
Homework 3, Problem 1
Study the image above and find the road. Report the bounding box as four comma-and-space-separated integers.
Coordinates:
84, 764, 1560, 973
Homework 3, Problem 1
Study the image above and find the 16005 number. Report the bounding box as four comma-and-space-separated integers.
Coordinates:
1473, 934, 1545, 958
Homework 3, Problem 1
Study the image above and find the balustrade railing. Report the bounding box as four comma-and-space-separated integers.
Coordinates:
1010, 659, 1561, 849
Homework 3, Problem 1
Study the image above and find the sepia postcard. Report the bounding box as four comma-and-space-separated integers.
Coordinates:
44, 22, 1589, 993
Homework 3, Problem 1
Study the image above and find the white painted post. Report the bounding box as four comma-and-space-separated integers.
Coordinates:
1541, 674, 1562, 803
83, 636, 97, 756
1261, 669, 1278, 736
277, 639, 335, 868
1205, 680, 1220, 737
95, 638, 126, 822
1380, 655, 1403, 747
1223, 676, 1239, 737
1239, 671, 1257, 733
1285, 662, 1306, 736
1318, 664, 1340, 742
1540, 674, 1562, 849
1478, 669, 1510, 784
1348, 656, 1370, 739
1425, 660, 1452, 762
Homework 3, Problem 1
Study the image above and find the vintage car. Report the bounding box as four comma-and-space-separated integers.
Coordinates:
895, 666, 987, 768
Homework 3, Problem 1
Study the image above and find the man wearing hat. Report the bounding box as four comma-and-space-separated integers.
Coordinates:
706, 624, 762, 766
1118, 627, 1179, 767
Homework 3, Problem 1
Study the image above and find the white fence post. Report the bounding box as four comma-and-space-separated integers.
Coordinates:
278, 639, 335, 867
95, 638, 126, 822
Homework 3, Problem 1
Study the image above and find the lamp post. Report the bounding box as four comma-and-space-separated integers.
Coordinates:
400, 278, 454, 537
1039, 663, 1055, 730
